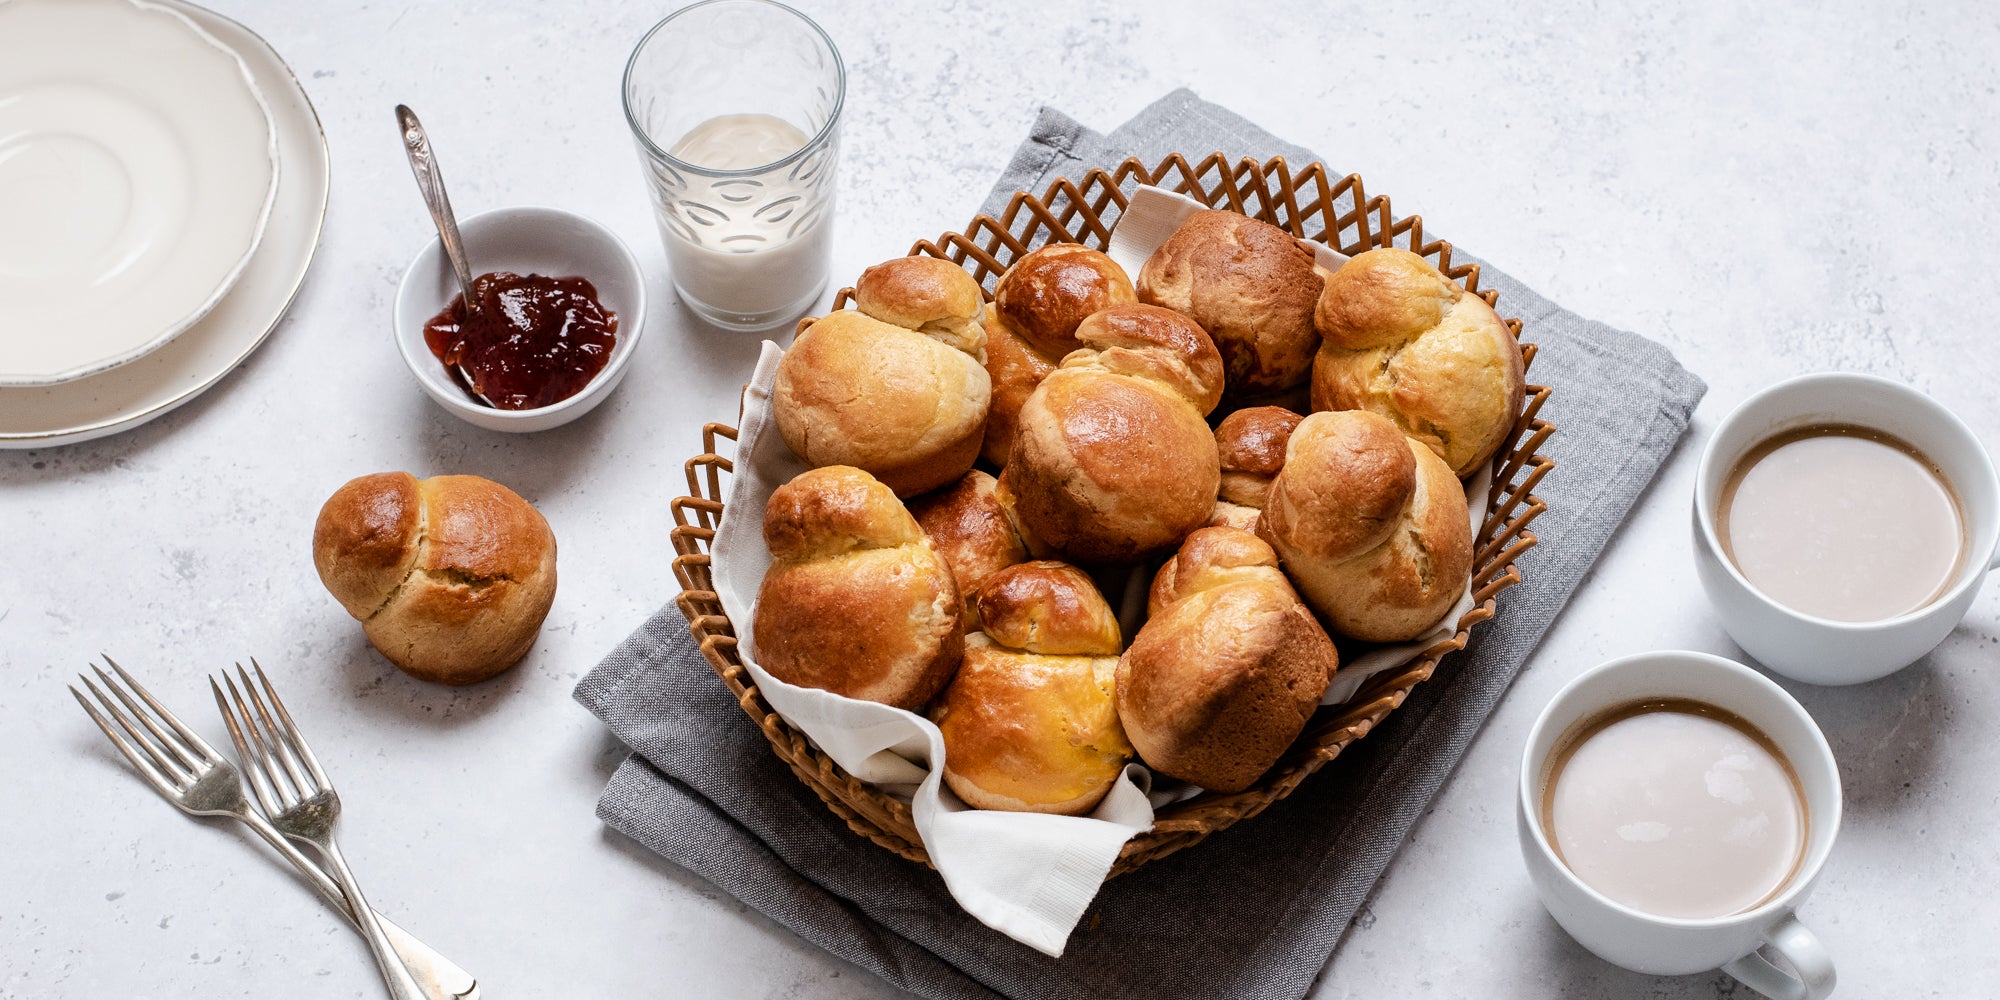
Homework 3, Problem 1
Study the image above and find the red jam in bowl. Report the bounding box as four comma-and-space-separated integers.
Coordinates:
423, 272, 618, 410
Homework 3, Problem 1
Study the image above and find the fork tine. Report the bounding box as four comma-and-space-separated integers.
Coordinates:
238, 662, 315, 795
229, 668, 303, 804
72, 684, 180, 798
80, 673, 192, 784
91, 663, 200, 775
214, 675, 281, 815
250, 658, 329, 788
229, 669, 289, 802
104, 654, 223, 761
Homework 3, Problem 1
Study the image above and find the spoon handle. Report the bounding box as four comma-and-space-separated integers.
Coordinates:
395, 104, 479, 307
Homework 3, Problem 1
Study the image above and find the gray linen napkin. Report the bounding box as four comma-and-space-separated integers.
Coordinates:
575, 88, 1707, 1000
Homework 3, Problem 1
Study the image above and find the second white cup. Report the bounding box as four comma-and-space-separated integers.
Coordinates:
1692, 372, 2000, 685
1518, 650, 1841, 999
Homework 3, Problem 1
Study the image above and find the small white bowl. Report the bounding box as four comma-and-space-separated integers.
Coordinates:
394, 206, 647, 432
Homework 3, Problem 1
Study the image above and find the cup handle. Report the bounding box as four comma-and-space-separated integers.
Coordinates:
1722, 913, 1836, 1000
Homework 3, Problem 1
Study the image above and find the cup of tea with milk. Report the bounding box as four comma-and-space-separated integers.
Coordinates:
1518, 651, 1841, 998
1694, 371, 1999, 684
1520, 372, 1996, 996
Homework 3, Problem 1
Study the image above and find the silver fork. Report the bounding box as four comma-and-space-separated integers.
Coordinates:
71, 659, 478, 1000
213, 661, 430, 1000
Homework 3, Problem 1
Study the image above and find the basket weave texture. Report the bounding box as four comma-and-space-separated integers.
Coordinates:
669, 153, 1555, 877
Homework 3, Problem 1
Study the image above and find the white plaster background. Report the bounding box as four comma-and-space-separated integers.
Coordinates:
2, 0, 1996, 996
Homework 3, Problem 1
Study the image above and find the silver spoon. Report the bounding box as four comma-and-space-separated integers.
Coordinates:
395, 104, 494, 407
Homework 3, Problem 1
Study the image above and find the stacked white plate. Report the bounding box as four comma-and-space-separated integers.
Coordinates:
0, 0, 330, 447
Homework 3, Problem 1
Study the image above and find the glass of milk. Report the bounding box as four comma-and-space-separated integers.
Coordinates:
623, 1, 844, 331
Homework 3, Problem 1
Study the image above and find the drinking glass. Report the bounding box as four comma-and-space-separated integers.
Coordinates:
622, 0, 845, 331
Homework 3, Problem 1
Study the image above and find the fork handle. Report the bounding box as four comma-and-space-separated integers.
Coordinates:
375, 915, 476, 1000
307, 839, 431, 1000
234, 808, 462, 999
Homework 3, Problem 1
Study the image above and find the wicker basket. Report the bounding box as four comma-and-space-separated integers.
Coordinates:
670, 153, 1555, 877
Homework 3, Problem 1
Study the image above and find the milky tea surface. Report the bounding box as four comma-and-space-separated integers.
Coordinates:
1721, 425, 1962, 622
1544, 704, 1805, 919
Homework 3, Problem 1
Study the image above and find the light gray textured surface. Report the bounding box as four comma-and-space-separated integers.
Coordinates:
1, 1, 1994, 998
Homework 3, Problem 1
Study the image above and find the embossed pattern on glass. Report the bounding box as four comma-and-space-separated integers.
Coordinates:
623, 0, 844, 331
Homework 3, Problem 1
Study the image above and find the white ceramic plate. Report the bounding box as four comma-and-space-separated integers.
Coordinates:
0, 0, 279, 385
0, 0, 326, 446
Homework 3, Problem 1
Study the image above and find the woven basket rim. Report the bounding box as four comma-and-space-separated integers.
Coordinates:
668, 152, 1556, 877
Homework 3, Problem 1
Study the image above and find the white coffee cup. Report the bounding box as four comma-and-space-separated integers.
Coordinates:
1693, 372, 2000, 685
1517, 650, 1842, 999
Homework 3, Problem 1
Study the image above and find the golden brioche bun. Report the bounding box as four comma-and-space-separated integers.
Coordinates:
1138, 209, 1324, 395
1117, 527, 1335, 792
855, 255, 986, 356
774, 309, 990, 497
313, 473, 557, 686
981, 244, 1136, 466
931, 562, 1131, 814
1257, 409, 1474, 642
907, 470, 1031, 631
1215, 405, 1304, 510
999, 304, 1225, 564
754, 466, 962, 709
1310, 248, 1524, 476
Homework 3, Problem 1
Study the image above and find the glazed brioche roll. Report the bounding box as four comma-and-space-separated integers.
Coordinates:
1137, 209, 1324, 395
313, 473, 557, 686
907, 470, 1031, 631
981, 243, 1137, 466
999, 303, 1226, 564
1117, 527, 1336, 792
855, 255, 986, 356
931, 561, 1132, 814
1208, 405, 1304, 532
754, 466, 963, 710
1257, 410, 1474, 642
774, 305, 990, 498
1310, 247, 1525, 476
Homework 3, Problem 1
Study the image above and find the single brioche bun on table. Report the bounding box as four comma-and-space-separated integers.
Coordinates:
1257, 409, 1474, 643
775, 257, 992, 498
1137, 209, 1324, 396
1117, 527, 1336, 793
1310, 247, 1524, 477
981, 243, 1137, 466
931, 561, 1131, 814
753, 466, 963, 710
313, 472, 557, 686
999, 303, 1225, 564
